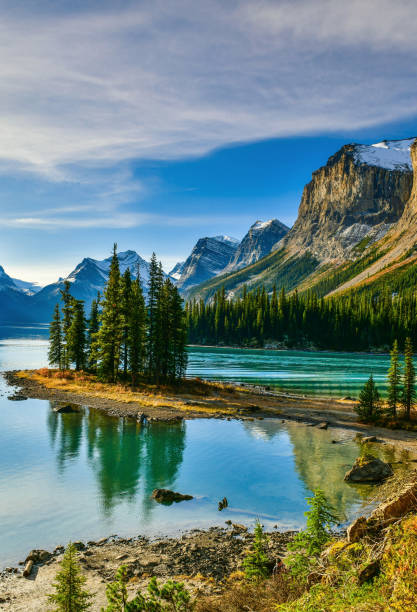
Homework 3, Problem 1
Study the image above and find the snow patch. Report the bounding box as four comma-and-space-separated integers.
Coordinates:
354, 138, 415, 171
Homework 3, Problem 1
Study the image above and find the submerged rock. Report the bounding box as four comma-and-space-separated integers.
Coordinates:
7, 394, 27, 401
53, 403, 80, 414
151, 489, 193, 504
344, 455, 393, 483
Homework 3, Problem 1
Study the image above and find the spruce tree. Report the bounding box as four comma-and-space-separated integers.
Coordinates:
60, 280, 74, 369
356, 374, 381, 422
67, 300, 87, 370
87, 294, 100, 372
47, 542, 93, 611
128, 275, 146, 387
170, 283, 188, 381
402, 337, 415, 420
387, 339, 401, 418
120, 268, 132, 378
48, 303, 63, 369
242, 520, 270, 581
146, 253, 164, 382
96, 244, 123, 382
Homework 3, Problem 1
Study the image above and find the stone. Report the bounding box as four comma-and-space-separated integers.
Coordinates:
347, 516, 368, 543
25, 549, 51, 564
137, 412, 146, 424
7, 394, 27, 401
23, 560, 33, 577
344, 455, 393, 483
317, 422, 329, 429
358, 560, 380, 585
72, 541, 85, 551
361, 436, 378, 443
53, 403, 79, 414
151, 489, 193, 504
231, 524, 247, 533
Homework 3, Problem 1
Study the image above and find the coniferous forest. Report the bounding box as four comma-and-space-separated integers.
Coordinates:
186, 286, 417, 352
49, 245, 188, 384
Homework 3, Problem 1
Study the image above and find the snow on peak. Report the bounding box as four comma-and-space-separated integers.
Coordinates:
212, 235, 239, 245
251, 219, 274, 231
354, 138, 416, 171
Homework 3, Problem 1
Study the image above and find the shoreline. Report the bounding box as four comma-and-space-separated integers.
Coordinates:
5, 369, 417, 452
0, 525, 295, 611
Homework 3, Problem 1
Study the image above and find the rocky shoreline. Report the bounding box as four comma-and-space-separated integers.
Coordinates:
0, 526, 295, 611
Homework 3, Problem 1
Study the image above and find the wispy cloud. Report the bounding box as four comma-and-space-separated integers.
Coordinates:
0, 0, 415, 180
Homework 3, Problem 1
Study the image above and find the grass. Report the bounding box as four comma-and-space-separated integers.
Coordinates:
15, 368, 265, 416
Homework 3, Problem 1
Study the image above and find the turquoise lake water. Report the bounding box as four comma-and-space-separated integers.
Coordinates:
0, 326, 410, 567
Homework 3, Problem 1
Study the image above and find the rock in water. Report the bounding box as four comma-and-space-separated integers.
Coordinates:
52, 403, 79, 414
344, 455, 393, 483
151, 489, 193, 504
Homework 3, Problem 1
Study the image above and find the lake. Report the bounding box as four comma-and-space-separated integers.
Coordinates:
0, 326, 408, 567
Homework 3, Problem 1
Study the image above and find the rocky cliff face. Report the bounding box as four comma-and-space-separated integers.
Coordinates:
175, 236, 239, 291
280, 139, 414, 262
224, 219, 289, 272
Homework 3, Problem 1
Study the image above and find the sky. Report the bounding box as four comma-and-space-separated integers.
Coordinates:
1, 0, 417, 284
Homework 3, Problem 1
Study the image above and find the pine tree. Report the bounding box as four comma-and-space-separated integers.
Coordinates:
242, 520, 270, 581
170, 283, 188, 381
87, 294, 100, 372
60, 280, 74, 369
128, 275, 146, 387
48, 303, 63, 369
402, 337, 415, 420
67, 300, 87, 370
356, 374, 381, 422
47, 543, 93, 611
120, 268, 132, 378
387, 339, 401, 418
96, 244, 123, 382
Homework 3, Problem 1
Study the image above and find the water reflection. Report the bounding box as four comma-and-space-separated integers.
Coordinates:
47, 405, 186, 516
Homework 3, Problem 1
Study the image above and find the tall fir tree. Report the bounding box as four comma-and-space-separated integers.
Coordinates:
67, 300, 87, 370
48, 303, 63, 369
170, 283, 188, 381
356, 374, 381, 422
387, 339, 402, 418
402, 337, 415, 420
60, 280, 74, 369
47, 543, 93, 612
87, 294, 100, 372
96, 244, 123, 382
120, 268, 132, 378
146, 253, 164, 381
128, 275, 146, 387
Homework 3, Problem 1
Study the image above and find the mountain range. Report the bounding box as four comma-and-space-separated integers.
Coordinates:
3, 136, 417, 323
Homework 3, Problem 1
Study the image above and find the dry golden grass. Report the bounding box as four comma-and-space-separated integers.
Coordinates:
16, 368, 260, 416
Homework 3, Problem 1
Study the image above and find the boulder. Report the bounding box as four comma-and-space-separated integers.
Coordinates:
344, 455, 393, 483
361, 436, 378, 444
358, 559, 380, 585
317, 422, 329, 430
347, 516, 368, 543
151, 489, 193, 504
25, 549, 51, 564
370, 482, 417, 523
53, 404, 79, 414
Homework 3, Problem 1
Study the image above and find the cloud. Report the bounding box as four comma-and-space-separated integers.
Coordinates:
0, 0, 415, 179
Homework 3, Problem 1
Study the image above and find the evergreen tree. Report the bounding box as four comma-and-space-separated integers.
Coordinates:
67, 300, 87, 370
387, 339, 401, 418
242, 520, 270, 581
402, 337, 415, 420
356, 374, 381, 422
60, 280, 74, 369
87, 294, 100, 372
146, 253, 164, 382
120, 268, 132, 378
96, 244, 123, 382
47, 542, 93, 611
170, 284, 188, 381
128, 275, 146, 387
48, 303, 63, 369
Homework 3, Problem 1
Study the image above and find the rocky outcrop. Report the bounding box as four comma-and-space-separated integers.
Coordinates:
151, 489, 193, 504
344, 455, 393, 483
223, 219, 289, 272
280, 140, 413, 263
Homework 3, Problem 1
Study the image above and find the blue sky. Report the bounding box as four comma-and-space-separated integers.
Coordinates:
1, 0, 417, 284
